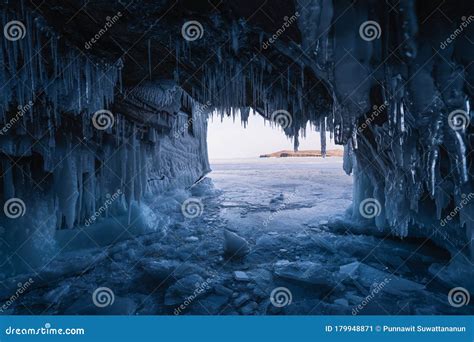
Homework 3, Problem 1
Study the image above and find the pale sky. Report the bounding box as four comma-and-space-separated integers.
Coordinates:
207, 110, 342, 159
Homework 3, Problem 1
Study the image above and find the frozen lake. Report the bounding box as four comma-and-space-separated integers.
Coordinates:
210, 157, 353, 233
2, 157, 467, 316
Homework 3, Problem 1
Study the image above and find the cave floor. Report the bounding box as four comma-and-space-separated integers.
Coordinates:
2, 158, 473, 315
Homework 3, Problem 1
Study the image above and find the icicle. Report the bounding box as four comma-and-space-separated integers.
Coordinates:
320, 117, 327, 157
399, 101, 405, 133
231, 21, 239, 54
351, 124, 358, 150
293, 130, 299, 152
148, 38, 152, 80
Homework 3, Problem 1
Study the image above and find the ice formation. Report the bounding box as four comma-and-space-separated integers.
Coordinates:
0, 5, 211, 274
0, 0, 473, 276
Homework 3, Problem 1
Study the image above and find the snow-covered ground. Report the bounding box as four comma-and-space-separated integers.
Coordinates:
0, 158, 472, 315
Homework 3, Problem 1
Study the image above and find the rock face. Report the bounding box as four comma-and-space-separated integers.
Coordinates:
260, 150, 344, 158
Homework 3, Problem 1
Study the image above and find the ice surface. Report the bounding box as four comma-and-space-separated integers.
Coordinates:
0, 0, 473, 315
2, 158, 469, 315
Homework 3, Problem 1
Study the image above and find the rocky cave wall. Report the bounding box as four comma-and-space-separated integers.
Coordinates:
0, 0, 473, 267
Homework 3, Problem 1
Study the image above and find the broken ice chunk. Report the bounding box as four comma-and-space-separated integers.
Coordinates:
233, 271, 250, 282
224, 230, 250, 258
274, 261, 337, 287
339, 261, 425, 296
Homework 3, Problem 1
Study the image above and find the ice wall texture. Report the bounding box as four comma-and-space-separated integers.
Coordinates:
322, 0, 474, 257
296, 0, 473, 256
0, 0, 473, 263
0, 6, 210, 274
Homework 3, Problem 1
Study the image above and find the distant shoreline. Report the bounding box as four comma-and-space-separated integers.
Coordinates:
259, 149, 344, 158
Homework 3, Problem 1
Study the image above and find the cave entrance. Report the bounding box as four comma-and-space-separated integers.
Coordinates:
206, 109, 352, 233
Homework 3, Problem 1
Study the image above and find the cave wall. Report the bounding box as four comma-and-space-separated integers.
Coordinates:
0, 0, 473, 266
0, 6, 210, 275
332, 0, 474, 257
292, 0, 473, 257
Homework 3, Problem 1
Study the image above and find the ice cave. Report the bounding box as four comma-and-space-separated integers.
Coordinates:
0, 0, 473, 315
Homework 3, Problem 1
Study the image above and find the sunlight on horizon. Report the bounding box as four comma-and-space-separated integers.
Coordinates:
207, 110, 342, 160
